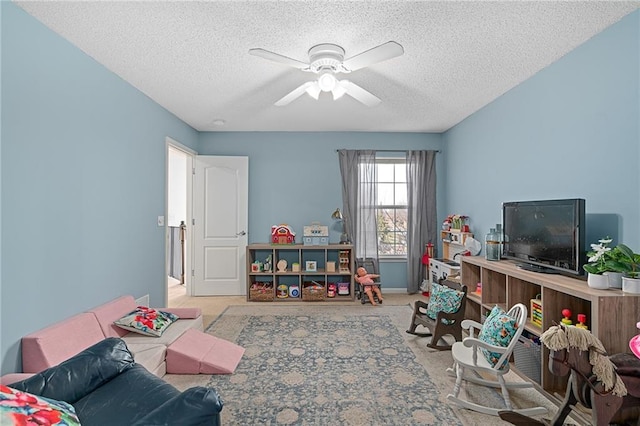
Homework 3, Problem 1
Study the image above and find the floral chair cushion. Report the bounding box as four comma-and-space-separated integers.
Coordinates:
478, 305, 518, 367
426, 281, 465, 324
114, 306, 179, 337
0, 385, 80, 426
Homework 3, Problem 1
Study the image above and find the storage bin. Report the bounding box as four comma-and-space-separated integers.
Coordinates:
514, 335, 541, 384
302, 281, 325, 301
249, 282, 274, 301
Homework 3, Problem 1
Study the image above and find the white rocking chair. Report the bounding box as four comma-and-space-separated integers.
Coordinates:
446, 303, 547, 417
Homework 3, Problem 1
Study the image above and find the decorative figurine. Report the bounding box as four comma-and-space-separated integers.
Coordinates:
277, 259, 288, 272
263, 255, 272, 272
561, 308, 573, 326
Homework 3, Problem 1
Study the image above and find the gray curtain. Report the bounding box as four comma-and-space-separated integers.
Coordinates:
406, 150, 437, 293
338, 150, 379, 260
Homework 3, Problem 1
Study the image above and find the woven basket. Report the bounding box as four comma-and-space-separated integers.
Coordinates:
250, 284, 274, 302
302, 282, 325, 301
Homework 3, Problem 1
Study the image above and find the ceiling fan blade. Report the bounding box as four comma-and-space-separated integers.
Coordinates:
340, 80, 381, 107
274, 82, 315, 106
342, 41, 404, 71
249, 48, 309, 70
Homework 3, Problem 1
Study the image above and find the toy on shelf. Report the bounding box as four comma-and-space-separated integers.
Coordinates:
327, 283, 337, 298
303, 222, 329, 246
475, 282, 482, 295
576, 313, 588, 329
288, 284, 300, 298
277, 284, 288, 298
271, 224, 296, 245
561, 308, 573, 326
277, 259, 288, 272
338, 250, 350, 273
530, 295, 542, 327
251, 261, 263, 273
337, 282, 350, 296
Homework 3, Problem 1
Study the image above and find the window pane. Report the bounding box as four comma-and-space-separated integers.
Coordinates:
377, 163, 394, 182
395, 183, 407, 205
377, 230, 395, 255
377, 183, 394, 205
395, 232, 407, 255
395, 163, 407, 183
377, 208, 408, 232
395, 208, 408, 232
360, 158, 409, 258
377, 209, 394, 231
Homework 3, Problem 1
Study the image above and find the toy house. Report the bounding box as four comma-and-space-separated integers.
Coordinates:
303, 222, 329, 246
271, 224, 296, 245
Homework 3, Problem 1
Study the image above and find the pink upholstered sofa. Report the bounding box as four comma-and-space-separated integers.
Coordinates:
1, 295, 202, 384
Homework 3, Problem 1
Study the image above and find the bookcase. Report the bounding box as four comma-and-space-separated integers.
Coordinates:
247, 244, 354, 302
460, 256, 640, 396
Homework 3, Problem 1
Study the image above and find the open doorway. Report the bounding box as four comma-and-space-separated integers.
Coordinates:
166, 139, 195, 301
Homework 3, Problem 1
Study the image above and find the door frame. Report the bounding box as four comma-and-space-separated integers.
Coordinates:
165, 137, 197, 302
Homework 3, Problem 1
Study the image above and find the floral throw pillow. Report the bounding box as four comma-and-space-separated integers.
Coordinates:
425, 282, 465, 324
478, 305, 519, 367
0, 385, 80, 426
114, 306, 179, 337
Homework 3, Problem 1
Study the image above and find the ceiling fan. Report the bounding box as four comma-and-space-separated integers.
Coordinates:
249, 41, 404, 107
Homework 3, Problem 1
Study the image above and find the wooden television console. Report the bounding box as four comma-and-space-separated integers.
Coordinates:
460, 256, 640, 396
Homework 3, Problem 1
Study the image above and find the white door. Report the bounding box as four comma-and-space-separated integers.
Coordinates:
192, 156, 248, 296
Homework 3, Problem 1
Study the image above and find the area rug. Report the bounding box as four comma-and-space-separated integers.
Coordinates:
163, 304, 572, 426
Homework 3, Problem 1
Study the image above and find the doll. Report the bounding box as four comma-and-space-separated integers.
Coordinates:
355, 266, 383, 305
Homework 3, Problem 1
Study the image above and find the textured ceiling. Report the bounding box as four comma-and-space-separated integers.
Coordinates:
14, 1, 640, 132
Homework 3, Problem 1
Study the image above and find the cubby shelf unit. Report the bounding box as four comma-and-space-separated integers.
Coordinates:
460, 256, 640, 397
247, 244, 355, 302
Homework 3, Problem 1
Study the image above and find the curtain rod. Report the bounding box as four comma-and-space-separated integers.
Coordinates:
336, 149, 441, 153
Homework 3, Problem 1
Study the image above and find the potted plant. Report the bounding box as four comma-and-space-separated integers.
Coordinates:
609, 243, 640, 294
446, 214, 469, 231
583, 237, 617, 289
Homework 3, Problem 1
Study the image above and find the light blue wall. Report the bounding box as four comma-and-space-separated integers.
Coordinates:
1, 3, 199, 374
197, 132, 444, 288
444, 11, 640, 251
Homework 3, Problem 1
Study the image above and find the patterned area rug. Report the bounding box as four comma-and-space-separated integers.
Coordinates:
164, 304, 571, 426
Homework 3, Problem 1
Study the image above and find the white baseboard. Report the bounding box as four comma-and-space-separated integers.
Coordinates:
380, 288, 409, 294
135, 294, 150, 306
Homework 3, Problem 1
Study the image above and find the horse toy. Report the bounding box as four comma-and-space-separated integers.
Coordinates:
499, 323, 640, 426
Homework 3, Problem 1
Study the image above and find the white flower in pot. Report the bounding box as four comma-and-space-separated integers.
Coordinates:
583, 237, 617, 289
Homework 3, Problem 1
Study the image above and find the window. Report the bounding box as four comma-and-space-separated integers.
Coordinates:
362, 158, 408, 257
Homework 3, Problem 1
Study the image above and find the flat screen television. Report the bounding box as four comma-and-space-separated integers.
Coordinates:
502, 198, 586, 275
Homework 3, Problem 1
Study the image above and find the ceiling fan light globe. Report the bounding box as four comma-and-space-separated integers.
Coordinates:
318, 73, 336, 92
